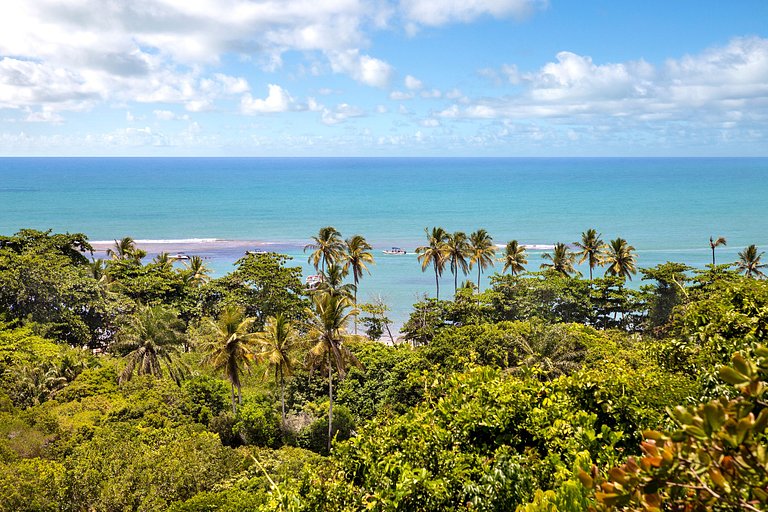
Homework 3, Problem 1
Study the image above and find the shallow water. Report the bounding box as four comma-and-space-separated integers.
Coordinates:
2, 157, 766, 327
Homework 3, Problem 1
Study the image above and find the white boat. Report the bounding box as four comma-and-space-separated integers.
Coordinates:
383, 247, 407, 255
246, 249, 269, 255
170, 253, 190, 260
305, 274, 324, 289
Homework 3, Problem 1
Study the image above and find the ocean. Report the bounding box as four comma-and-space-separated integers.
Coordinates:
1, 157, 766, 328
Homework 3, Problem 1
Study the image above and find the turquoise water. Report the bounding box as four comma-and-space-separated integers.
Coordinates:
1, 157, 766, 327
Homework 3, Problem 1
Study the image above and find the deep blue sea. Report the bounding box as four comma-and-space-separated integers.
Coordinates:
1, 157, 766, 327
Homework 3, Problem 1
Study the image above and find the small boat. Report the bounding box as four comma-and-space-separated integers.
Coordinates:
383, 247, 407, 255
246, 249, 269, 255
305, 274, 324, 289
170, 253, 190, 260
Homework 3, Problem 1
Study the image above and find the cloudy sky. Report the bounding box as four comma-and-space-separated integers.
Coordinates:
1, 0, 767, 156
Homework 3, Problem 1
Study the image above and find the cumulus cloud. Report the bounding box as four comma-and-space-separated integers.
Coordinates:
328, 50, 393, 88
0, 0, 399, 118
400, 0, 547, 28
320, 103, 365, 125
241, 84, 296, 114
404, 75, 423, 90
439, 37, 768, 128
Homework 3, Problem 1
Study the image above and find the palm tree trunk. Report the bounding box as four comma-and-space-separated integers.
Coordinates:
454, 262, 458, 295
280, 369, 286, 426
434, 264, 440, 300
477, 266, 481, 291
238, 383, 242, 406
354, 278, 358, 335
328, 360, 333, 453
712, 247, 716, 266
230, 383, 236, 414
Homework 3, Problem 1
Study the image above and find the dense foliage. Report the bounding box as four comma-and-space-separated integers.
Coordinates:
1, 228, 766, 511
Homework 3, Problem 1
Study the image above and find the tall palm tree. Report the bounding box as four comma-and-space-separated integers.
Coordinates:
113, 305, 186, 384
445, 231, 470, 294
500, 240, 527, 276
540, 243, 579, 277
305, 293, 360, 452
255, 313, 301, 424
342, 235, 375, 333
200, 305, 258, 414
316, 263, 356, 300
710, 236, 727, 266
107, 236, 146, 262
737, 245, 766, 278
305, 226, 344, 273
468, 229, 496, 291
184, 255, 211, 286
574, 229, 605, 280
602, 238, 637, 280
416, 227, 449, 299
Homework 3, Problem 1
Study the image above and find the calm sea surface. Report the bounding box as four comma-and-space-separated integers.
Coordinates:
1, 157, 766, 327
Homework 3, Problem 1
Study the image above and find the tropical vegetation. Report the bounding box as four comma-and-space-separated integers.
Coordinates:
0, 227, 765, 512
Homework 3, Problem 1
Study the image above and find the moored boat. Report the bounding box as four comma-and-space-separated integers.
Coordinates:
383, 247, 407, 255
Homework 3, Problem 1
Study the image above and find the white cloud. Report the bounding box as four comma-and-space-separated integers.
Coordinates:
153, 110, 190, 121
241, 84, 296, 114
441, 37, 768, 129
390, 90, 414, 100
328, 50, 393, 88
400, 0, 547, 28
420, 118, 440, 127
320, 103, 365, 125
404, 74, 423, 90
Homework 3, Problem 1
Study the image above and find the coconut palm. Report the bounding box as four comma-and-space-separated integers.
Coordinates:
184, 255, 211, 286
710, 236, 727, 266
500, 240, 527, 276
305, 293, 360, 452
113, 305, 186, 384
574, 229, 605, 280
316, 263, 356, 300
602, 238, 637, 280
416, 227, 449, 299
342, 235, 375, 333
540, 243, 580, 277
445, 231, 470, 294
514, 323, 586, 380
305, 226, 344, 273
153, 251, 173, 270
200, 305, 258, 413
737, 245, 766, 278
468, 229, 496, 290
107, 236, 146, 262
255, 313, 301, 424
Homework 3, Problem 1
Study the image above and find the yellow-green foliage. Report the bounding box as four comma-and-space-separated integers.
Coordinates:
0, 325, 61, 367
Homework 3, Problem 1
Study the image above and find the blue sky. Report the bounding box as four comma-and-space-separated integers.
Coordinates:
1, 0, 766, 156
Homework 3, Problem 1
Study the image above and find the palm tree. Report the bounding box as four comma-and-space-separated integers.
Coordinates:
153, 251, 173, 270
255, 313, 301, 425
500, 240, 527, 276
184, 255, 211, 286
113, 305, 186, 384
415, 227, 449, 299
710, 236, 727, 266
342, 235, 375, 333
200, 305, 258, 414
316, 263, 356, 300
107, 236, 146, 262
305, 226, 344, 273
305, 293, 360, 452
514, 324, 586, 380
468, 229, 496, 291
602, 238, 637, 280
445, 231, 470, 294
574, 229, 605, 280
737, 245, 766, 278
540, 243, 579, 277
